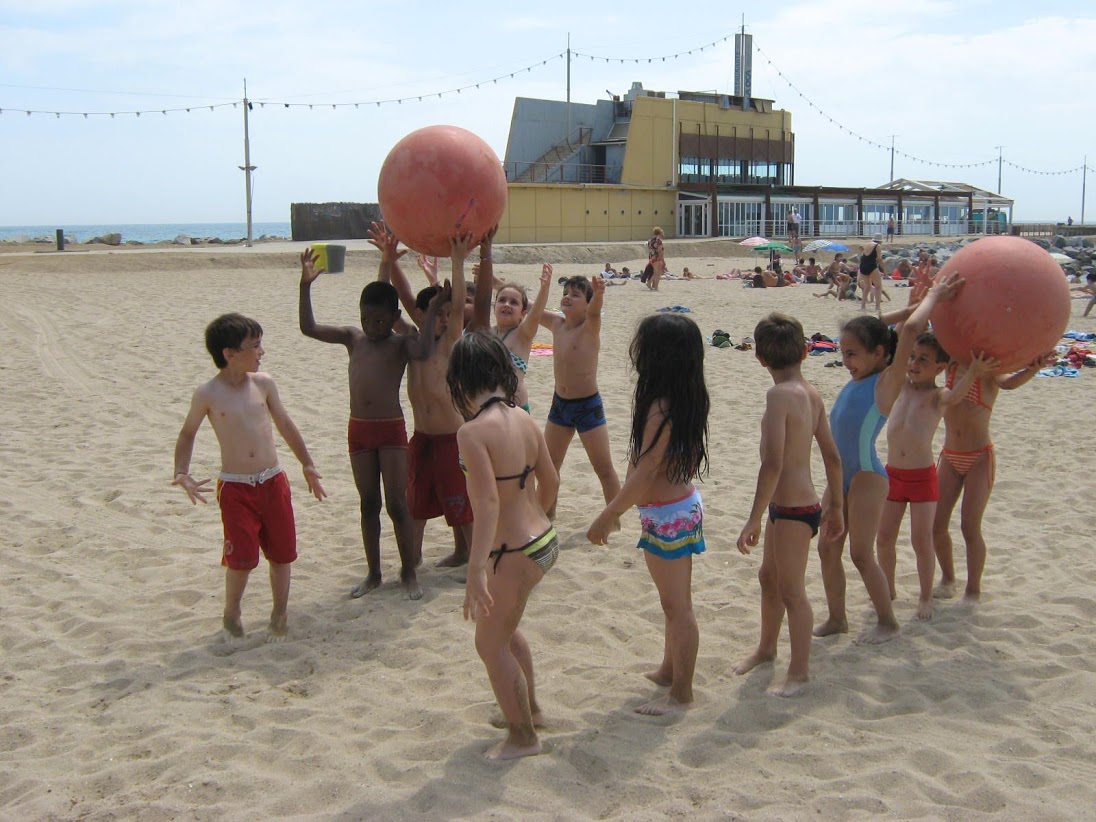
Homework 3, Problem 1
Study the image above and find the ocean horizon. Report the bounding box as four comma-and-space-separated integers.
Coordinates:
0, 222, 292, 244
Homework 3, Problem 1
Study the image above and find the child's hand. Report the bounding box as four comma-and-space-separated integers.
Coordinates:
968, 351, 1001, 377
303, 465, 327, 501
736, 519, 761, 554
586, 509, 621, 545
540, 263, 553, 286
479, 224, 498, 253
416, 254, 439, 285
368, 221, 407, 263
463, 567, 494, 621
449, 232, 476, 264
172, 473, 211, 505
821, 503, 845, 542
930, 270, 965, 301
1028, 350, 1058, 370
300, 248, 324, 283
591, 275, 606, 295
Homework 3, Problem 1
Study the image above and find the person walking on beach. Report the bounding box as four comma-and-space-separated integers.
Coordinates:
647, 227, 666, 277
858, 234, 885, 313
449, 331, 560, 761
587, 313, 710, 716
173, 313, 327, 641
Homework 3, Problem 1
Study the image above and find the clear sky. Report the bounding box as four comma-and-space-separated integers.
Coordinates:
1, 0, 1092, 225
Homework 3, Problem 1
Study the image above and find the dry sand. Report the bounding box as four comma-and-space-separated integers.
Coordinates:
2, 241, 1095, 820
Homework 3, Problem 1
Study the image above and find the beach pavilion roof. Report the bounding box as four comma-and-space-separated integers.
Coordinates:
879, 178, 1013, 208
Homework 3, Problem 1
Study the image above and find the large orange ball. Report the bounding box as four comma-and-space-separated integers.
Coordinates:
931, 236, 1070, 373
377, 125, 507, 257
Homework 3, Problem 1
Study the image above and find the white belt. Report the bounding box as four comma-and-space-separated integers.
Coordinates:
219, 465, 283, 486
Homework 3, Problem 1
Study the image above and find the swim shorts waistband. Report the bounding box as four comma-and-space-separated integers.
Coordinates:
219, 465, 284, 486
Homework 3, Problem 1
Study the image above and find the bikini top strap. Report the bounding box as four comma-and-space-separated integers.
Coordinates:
470, 395, 515, 420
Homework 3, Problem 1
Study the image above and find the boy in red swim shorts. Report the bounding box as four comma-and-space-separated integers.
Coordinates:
173, 313, 327, 642
872, 275, 993, 620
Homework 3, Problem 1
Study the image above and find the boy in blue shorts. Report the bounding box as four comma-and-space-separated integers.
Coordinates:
173, 313, 326, 642
539, 275, 621, 517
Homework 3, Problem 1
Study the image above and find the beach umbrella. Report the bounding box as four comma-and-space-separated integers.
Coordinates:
752, 242, 794, 253
739, 236, 770, 247
804, 239, 850, 253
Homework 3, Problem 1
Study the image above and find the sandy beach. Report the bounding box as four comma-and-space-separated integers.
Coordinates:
2, 239, 1095, 820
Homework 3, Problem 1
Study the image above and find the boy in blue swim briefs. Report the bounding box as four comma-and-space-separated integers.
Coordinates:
539, 275, 621, 517
735, 313, 844, 697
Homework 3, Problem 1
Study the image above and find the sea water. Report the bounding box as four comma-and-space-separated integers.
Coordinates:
0, 222, 292, 244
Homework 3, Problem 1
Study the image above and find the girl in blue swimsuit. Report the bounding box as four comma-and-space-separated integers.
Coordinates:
448, 331, 560, 761
816, 309, 915, 644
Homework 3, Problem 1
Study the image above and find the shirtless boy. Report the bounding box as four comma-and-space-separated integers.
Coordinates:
299, 242, 445, 600
872, 274, 990, 620
539, 275, 621, 517
173, 313, 326, 641
735, 313, 843, 697
383, 226, 478, 567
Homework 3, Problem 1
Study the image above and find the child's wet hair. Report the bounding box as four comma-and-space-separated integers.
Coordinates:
915, 331, 949, 363
561, 275, 592, 301
754, 313, 806, 369
446, 331, 518, 418
629, 314, 710, 484
841, 315, 898, 363
360, 281, 399, 313
205, 312, 262, 369
497, 283, 529, 310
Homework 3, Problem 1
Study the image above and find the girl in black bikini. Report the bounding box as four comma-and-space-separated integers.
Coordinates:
447, 332, 560, 761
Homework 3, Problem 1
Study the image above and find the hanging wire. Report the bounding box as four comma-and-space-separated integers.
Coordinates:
0, 51, 565, 118
573, 33, 734, 64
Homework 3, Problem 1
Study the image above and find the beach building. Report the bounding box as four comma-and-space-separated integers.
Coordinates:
496, 84, 1012, 242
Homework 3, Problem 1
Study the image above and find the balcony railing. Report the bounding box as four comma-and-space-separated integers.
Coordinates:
504, 162, 621, 185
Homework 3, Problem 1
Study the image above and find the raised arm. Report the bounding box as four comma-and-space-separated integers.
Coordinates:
586, 275, 606, 334
468, 226, 497, 332
515, 263, 553, 346
998, 350, 1058, 390
938, 352, 998, 407
368, 222, 421, 327
415, 253, 439, 286
446, 233, 476, 344
299, 249, 355, 346
736, 392, 788, 553
406, 282, 450, 361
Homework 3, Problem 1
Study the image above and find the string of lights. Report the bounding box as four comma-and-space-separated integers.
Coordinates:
572, 33, 734, 64
753, 41, 1093, 177
0, 51, 565, 118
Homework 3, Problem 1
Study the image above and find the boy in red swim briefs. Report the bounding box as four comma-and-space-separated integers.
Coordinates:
172, 313, 327, 642
299, 237, 447, 600
873, 274, 993, 620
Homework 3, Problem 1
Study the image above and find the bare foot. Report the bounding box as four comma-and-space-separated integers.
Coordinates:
733, 650, 775, 676
485, 737, 542, 761
888, 585, 897, 601
813, 616, 849, 637
634, 695, 691, 717
916, 598, 935, 621
767, 673, 808, 698
963, 587, 981, 603
435, 553, 468, 568
934, 578, 957, 599
350, 574, 382, 598
402, 569, 423, 601
854, 621, 900, 645
643, 668, 673, 687
222, 614, 245, 639
266, 612, 288, 643
489, 708, 544, 729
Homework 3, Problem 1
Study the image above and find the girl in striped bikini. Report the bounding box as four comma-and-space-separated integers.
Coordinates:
932, 348, 1057, 600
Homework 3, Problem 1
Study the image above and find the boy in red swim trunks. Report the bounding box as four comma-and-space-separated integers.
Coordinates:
173, 313, 327, 642
380, 223, 480, 569
299, 237, 447, 600
735, 313, 844, 697
873, 274, 993, 619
